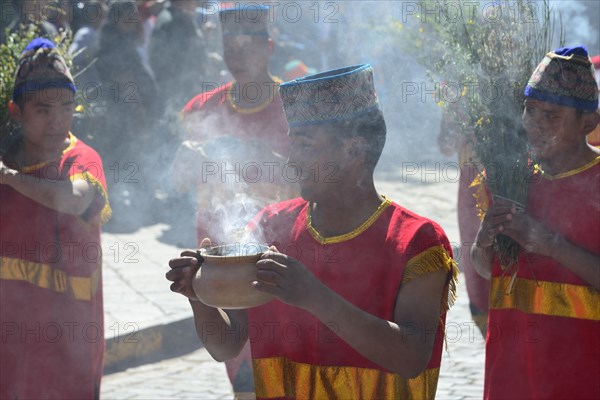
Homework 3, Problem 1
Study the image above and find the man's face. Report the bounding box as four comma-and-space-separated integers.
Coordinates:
15, 87, 74, 152
288, 126, 349, 202
523, 99, 585, 162
222, 34, 270, 79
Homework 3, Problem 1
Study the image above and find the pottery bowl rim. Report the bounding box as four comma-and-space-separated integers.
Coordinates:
199, 243, 269, 262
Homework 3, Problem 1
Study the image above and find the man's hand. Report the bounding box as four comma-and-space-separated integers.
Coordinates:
475, 198, 557, 256
475, 198, 519, 248
492, 209, 558, 257
254, 248, 325, 311
472, 199, 519, 279
169, 239, 251, 361
473, 198, 600, 290
166, 250, 202, 301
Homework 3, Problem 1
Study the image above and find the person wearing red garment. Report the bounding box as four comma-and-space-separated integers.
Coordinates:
472, 46, 600, 399
0, 38, 110, 399
168, 64, 458, 398
174, 5, 293, 244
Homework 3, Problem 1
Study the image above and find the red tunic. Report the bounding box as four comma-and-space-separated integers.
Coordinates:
484, 157, 600, 399
247, 197, 458, 399
182, 81, 290, 156
0, 133, 110, 399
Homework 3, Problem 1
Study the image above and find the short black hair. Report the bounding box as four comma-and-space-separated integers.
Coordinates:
13, 94, 26, 110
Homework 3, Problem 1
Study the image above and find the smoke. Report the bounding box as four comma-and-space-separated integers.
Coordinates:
550, 0, 600, 54
74, 0, 599, 247
167, 109, 288, 247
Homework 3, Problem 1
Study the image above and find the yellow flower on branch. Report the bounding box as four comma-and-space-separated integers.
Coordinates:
392, 21, 404, 31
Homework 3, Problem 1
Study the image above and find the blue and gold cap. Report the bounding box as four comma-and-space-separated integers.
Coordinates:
525, 46, 598, 112
279, 64, 380, 127
220, 5, 269, 37
13, 38, 76, 100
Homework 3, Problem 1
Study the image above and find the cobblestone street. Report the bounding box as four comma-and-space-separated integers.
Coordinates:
101, 270, 485, 400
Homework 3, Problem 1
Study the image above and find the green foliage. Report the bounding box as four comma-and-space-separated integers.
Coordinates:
0, 25, 38, 150
391, 0, 564, 270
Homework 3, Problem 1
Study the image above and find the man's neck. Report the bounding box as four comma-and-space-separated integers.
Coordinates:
232, 72, 278, 107
235, 72, 275, 87
21, 137, 70, 166
539, 144, 600, 176
310, 184, 384, 238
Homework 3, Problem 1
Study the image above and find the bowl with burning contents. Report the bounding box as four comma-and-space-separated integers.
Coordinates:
192, 243, 273, 309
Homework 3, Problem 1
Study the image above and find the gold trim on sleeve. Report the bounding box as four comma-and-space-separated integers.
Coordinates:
70, 172, 112, 224
403, 246, 459, 313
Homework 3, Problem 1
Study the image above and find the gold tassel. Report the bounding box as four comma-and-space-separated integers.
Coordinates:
70, 172, 112, 224
402, 246, 459, 313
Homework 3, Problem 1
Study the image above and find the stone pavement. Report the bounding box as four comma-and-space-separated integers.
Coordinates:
101, 221, 199, 373
99, 163, 486, 399
101, 347, 234, 399
101, 270, 485, 399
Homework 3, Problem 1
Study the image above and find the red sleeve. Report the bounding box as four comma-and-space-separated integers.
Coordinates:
388, 206, 458, 312
386, 207, 453, 264
62, 139, 111, 224
182, 82, 232, 115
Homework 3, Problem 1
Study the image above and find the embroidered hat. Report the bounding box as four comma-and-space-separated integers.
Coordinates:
279, 64, 380, 127
524, 46, 598, 112
220, 5, 269, 37
12, 38, 76, 101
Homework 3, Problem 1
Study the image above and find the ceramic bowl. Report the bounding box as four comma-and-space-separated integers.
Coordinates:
192, 244, 273, 309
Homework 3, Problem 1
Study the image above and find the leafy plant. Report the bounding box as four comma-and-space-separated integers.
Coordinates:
1, 25, 38, 152
392, 0, 564, 273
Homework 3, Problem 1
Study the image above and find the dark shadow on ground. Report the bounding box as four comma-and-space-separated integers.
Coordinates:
103, 317, 202, 375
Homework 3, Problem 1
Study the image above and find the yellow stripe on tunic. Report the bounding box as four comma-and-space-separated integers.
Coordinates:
490, 276, 600, 321
0, 256, 100, 301
253, 356, 440, 399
